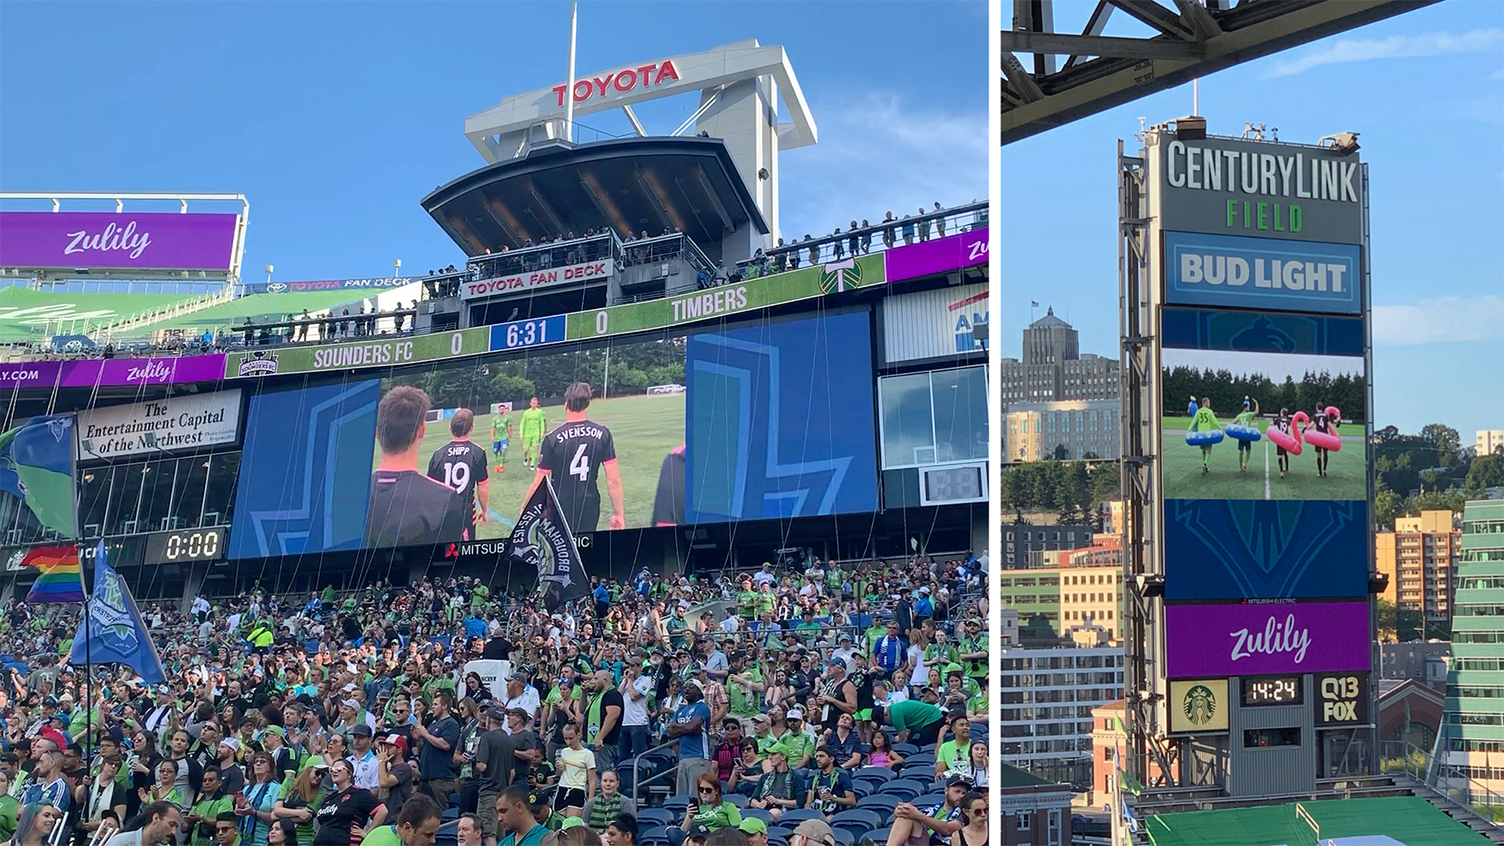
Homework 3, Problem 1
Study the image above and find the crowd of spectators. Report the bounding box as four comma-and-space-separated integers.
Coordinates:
0, 552, 989, 846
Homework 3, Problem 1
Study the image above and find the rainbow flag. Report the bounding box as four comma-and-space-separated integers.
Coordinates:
23, 545, 85, 603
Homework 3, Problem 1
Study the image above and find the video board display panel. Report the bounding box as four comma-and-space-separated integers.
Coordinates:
1163, 499, 1368, 600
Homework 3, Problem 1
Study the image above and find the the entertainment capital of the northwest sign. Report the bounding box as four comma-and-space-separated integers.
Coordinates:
1158, 137, 1364, 246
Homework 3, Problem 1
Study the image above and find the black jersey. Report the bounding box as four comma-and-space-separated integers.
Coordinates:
366, 469, 466, 548
1312, 411, 1332, 434
1274, 415, 1292, 435
652, 445, 686, 527
538, 418, 616, 533
427, 439, 490, 529
850, 667, 875, 711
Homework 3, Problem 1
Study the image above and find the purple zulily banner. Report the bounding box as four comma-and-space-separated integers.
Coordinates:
0, 354, 227, 391
1165, 601, 1370, 678
883, 229, 989, 284
0, 212, 238, 271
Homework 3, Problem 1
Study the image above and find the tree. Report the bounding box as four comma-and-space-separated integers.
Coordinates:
1376, 599, 1398, 643
1420, 423, 1462, 468
1465, 453, 1504, 498
1375, 478, 1402, 531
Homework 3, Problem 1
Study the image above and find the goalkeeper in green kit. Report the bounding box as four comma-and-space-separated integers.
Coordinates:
519, 396, 548, 469
491, 404, 513, 472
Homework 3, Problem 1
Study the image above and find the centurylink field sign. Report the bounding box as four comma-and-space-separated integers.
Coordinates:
225, 254, 885, 379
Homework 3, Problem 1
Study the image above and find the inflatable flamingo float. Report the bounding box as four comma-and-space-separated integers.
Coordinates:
1267, 411, 1309, 455
1305, 406, 1343, 452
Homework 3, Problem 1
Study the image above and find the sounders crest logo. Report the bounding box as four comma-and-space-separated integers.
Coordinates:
818, 258, 864, 294
238, 350, 279, 377
1182, 684, 1217, 726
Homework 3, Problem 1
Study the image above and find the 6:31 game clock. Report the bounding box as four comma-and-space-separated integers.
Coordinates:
144, 527, 227, 566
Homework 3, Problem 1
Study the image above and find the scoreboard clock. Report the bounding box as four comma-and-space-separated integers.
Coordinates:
1241, 676, 1303, 707
144, 527, 227, 566
491, 316, 566, 351
918, 463, 987, 506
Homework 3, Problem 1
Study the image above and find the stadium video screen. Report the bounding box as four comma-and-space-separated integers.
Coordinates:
228, 311, 879, 558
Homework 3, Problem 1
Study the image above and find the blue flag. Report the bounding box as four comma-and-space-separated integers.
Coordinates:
69, 541, 166, 684
0, 415, 78, 537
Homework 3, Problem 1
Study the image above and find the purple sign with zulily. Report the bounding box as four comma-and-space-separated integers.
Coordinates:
1165, 601, 1370, 678
0, 354, 227, 390
883, 229, 989, 284
0, 212, 238, 271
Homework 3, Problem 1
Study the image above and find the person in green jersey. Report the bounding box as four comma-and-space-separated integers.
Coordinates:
871, 699, 947, 747
491, 406, 514, 471
518, 397, 548, 470
1191, 397, 1223, 474
1231, 397, 1260, 472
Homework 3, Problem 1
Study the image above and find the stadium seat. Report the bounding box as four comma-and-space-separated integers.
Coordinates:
891, 744, 920, 757
741, 808, 774, 825
664, 794, 693, 814
855, 766, 896, 782
912, 793, 946, 807
725, 794, 749, 808
636, 809, 675, 828
779, 809, 825, 825
853, 777, 888, 797
434, 820, 459, 846
882, 779, 926, 799
858, 793, 897, 811
832, 830, 855, 846
831, 810, 884, 835
867, 827, 891, 845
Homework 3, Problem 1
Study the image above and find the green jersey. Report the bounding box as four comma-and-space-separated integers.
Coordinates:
520, 407, 548, 440
885, 699, 944, 734
493, 414, 513, 440
1233, 410, 1257, 428
1191, 407, 1220, 433
728, 665, 763, 717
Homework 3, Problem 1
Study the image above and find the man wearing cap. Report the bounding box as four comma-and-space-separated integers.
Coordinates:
815, 660, 857, 735
774, 709, 814, 774
583, 671, 623, 775
788, 819, 836, 846
879, 774, 968, 846
261, 727, 296, 783
747, 744, 801, 822
216, 739, 246, 794
376, 734, 415, 813
666, 681, 713, 797
736, 818, 768, 846
144, 686, 176, 735
351, 725, 380, 790
471, 709, 510, 846
958, 619, 988, 691
502, 674, 540, 727
871, 621, 908, 681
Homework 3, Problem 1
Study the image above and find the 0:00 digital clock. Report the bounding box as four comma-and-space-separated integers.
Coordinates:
144, 527, 227, 566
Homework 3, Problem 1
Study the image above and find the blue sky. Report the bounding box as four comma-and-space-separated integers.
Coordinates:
1, 1, 987, 276
1002, 1, 1504, 441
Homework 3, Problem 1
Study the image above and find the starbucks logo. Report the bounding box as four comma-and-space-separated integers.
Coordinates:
818, 258, 863, 294
1182, 684, 1216, 726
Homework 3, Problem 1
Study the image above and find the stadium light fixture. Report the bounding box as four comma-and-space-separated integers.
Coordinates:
1318, 132, 1360, 156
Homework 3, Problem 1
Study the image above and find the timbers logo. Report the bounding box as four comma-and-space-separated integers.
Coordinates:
818, 258, 864, 294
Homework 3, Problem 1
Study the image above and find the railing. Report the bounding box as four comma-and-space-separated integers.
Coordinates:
736, 201, 988, 278
631, 737, 683, 808
1382, 738, 1504, 825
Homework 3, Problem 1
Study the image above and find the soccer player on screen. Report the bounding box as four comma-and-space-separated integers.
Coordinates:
523, 382, 625, 533
519, 396, 548, 469
428, 408, 490, 539
492, 404, 513, 471
366, 386, 467, 548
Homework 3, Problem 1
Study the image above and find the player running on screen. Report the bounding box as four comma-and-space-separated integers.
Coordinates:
491, 404, 513, 471
523, 382, 626, 533
1307, 403, 1335, 479
366, 386, 467, 547
1192, 397, 1222, 475
1273, 408, 1294, 479
428, 408, 490, 540
1232, 397, 1260, 473
519, 396, 548, 469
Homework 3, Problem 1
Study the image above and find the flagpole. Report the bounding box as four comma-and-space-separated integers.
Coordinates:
69, 413, 94, 763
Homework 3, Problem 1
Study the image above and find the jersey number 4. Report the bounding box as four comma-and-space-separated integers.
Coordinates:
570, 444, 591, 482
442, 461, 471, 494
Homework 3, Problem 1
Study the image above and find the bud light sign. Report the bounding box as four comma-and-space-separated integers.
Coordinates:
1164, 230, 1361, 315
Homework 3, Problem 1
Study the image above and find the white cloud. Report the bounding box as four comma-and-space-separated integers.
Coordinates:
776, 92, 988, 242
1373, 295, 1504, 346
1264, 28, 1504, 78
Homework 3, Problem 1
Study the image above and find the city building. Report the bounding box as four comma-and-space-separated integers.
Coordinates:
1379, 641, 1451, 692
995, 764, 1073, 846
1379, 679, 1445, 750
1443, 499, 1504, 792
1059, 542, 1125, 640
1478, 430, 1504, 457
1000, 523, 1093, 569
997, 644, 1125, 783
1090, 700, 1166, 806
1375, 510, 1460, 632
1002, 398, 1121, 462
999, 606, 1021, 646
998, 308, 1120, 404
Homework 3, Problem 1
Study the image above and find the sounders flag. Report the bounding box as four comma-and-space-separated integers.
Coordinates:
0, 415, 77, 537
69, 541, 166, 684
506, 476, 588, 612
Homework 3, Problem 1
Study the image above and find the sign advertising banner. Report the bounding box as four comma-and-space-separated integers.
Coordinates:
0, 355, 228, 391
881, 283, 988, 363
567, 253, 885, 339
1162, 307, 1365, 357
1168, 679, 1230, 734
460, 259, 614, 300
245, 277, 415, 294
1163, 499, 1368, 600
1164, 231, 1362, 315
1314, 672, 1371, 727
76, 390, 242, 461
224, 328, 490, 378
883, 229, 989, 284
463, 660, 514, 701
1165, 601, 1370, 678
0, 212, 238, 271
1157, 136, 1364, 245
